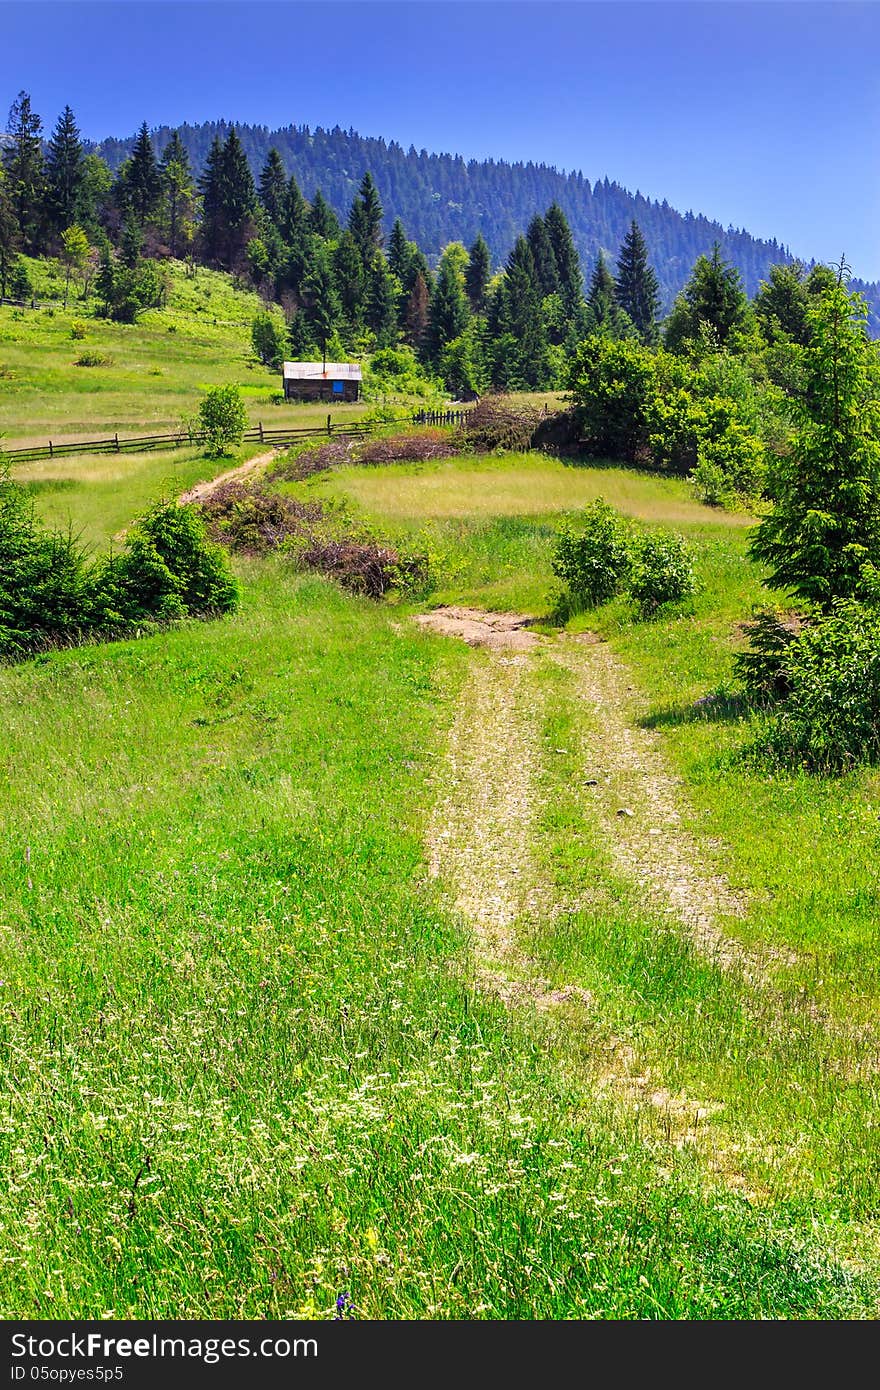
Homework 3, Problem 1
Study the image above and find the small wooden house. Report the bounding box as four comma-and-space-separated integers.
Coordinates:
282, 361, 362, 402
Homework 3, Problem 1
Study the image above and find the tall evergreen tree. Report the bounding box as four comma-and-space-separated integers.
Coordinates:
496, 238, 550, 387
0, 170, 22, 299
308, 189, 339, 240
124, 122, 162, 228
615, 220, 659, 343
3, 91, 45, 252
665, 242, 749, 351
587, 252, 621, 335
258, 148, 287, 229
750, 275, 880, 605
426, 246, 469, 360
280, 175, 307, 245
544, 203, 582, 316
197, 137, 225, 264
387, 218, 409, 279
301, 241, 340, 364
333, 231, 365, 332
465, 233, 491, 313
45, 105, 85, 238
526, 214, 558, 299
199, 130, 256, 268
348, 171, 383, 262
160, 131, 195, 258
365, 253, 399, 347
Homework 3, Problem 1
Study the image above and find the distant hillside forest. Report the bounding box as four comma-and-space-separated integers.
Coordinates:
90, 116, 880, 322
2, 92, 878, 404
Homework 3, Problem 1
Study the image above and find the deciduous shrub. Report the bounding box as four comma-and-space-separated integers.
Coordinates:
628, 530, 698, 614
551, 499, 633, 609
198, 385, 248, 457
74, 351, 112, 367
567, 336, 658, 463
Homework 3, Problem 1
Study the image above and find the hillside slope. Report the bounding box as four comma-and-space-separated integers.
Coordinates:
93, 119, 880, 324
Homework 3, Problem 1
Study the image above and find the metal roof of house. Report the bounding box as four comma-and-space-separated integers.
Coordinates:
282, 361, 362, 381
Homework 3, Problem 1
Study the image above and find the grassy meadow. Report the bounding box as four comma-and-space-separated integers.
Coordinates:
0, 259, 369, 447
3, 291, 879, 1316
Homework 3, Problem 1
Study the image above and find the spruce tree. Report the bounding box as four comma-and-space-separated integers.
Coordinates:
0, 171, 21, 299
426, 247, 469, 360
197, 137, 225, 264
497, 238, 550, 387
301, 241, 341, 364
365, 254, 399, 347
308, 189, 339, 240
258, 148, 287, 229
125, 122, 162, 228
280, 175, 307, 245
666, 242, 748, 350
615, 220, 660, 343
348, 171, 383, 262
160, 132, 195, 258
526, 215, 558, 299
333, 231, 365, 333
749, 275, 880, 606
387, 218, 409, 279
3, 91, 45, 253
465, 233, 491, 313
544, 203, 582, 317
45, 105, 85, 238
587, 252, 620, 335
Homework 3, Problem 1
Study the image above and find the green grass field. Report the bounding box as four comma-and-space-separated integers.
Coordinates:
3, 282, 879, 1317
0, 260, 370, 447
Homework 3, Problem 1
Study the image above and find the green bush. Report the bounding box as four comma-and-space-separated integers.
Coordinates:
74, 351, 112, 368
567, 336, 658, 463
628, 530, 698, 614
758, 600, 880, 771
99, 500, 240, 622
70, 320, 88, 340
198, 385, 248, 457
551, 499, 633, 609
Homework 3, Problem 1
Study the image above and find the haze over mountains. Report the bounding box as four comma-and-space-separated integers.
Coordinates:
93, 118, 880, 328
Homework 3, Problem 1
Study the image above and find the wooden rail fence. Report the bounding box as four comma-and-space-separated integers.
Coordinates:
1, 410, 472, 465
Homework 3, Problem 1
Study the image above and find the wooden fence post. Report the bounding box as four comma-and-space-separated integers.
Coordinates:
115, 433, 120, 453
327, 414, 332, 436
259, 421, 264, 444
48, 440, 53, 458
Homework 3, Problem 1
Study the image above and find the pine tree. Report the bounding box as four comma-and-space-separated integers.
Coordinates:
465, 233, 491, 313
586, 253, 619, 334
197, 137, 225, 264
45, 105, 85, 238
3, 91, 45, 252
666, 242, 749, 351
160, 132, 195, 258
308, 189, 339, 240
749, 274, 880, 606
526, 215, 558, 299
333, 231, 365, 332
615, 220, 660, 343
496, 238, 550, 388
258, 148, 287, 229
301, 241, 340, 363
280, 175, 307, 245
387, 218, 409, 279
544, 203, 582, 317
0, 170, 21, 299
125, 122, 162, 228
348, 171, 383, 262
426, 247, 469, 360
365, 253, 399, 347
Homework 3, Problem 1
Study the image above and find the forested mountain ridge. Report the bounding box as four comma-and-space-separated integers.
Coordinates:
89, 118, 880, 321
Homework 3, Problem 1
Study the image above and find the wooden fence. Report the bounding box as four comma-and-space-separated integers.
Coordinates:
1, 410, 472, 465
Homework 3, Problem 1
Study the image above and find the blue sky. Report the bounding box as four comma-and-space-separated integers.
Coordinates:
2, 1, 879, 279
